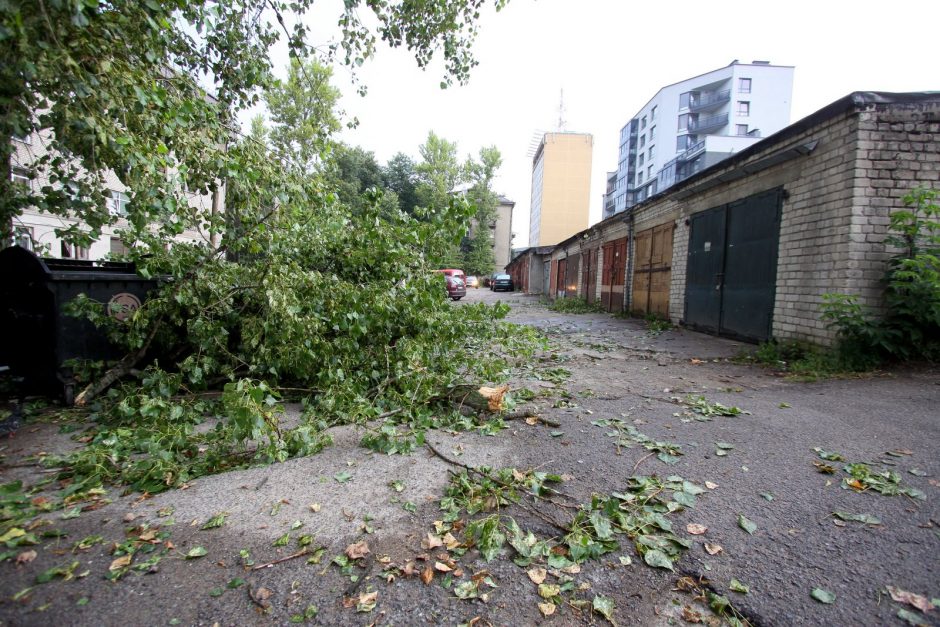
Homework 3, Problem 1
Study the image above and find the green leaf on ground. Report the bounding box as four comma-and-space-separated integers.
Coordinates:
227, 578, 246, 589
715, 442, 735, 450
833, 512, 881, 525
273, 533, 290, 547
389, 480, 405, 492
334, 471, 353, 483
402, 501, 417, 513
642, 549, 674, 571
760, 492, 775, 501
908, 469, 926, 476
738, 515, 757, 534
185, 547, 207, 559
811, 587, 835, 604
813, 447, 845, 462
201, 513, 227, 530
209, 587, 223, 597
593, 595, 615, 622
896, 608, 925, 626
550, 431, 564, 437
729, 578, 749, 594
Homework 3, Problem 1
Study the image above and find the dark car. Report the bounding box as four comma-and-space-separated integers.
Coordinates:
445, 275, 466, 300
491, 274, 513, 292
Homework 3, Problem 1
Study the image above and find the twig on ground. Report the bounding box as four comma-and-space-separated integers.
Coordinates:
251, 548, 309, 570
633, 451, 655, 473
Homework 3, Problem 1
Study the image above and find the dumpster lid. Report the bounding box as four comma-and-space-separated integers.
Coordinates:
0, 246, 144, 281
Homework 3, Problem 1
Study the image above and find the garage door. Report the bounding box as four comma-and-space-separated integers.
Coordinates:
601, 237, 627, 313
581, 248, 598, 304
684, 188, 782, 342
632, 223, 674, 317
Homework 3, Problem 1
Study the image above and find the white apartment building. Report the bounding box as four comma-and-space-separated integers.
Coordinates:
9, 130, 217, 260
609, 60, 794, 217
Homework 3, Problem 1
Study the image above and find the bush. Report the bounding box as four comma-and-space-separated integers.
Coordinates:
822, 187, 940, 364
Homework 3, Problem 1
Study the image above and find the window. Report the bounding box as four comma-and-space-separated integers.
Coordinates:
641, 115, 647, 130
637, 171, 644, 185
108, 190, 130, 216
11, 167, 30, 189
649, 125, 656, 141
651, 105, 658, 121
737, 101, 750, 116
677, 114, 689, 131
60, 242, 89, 260
679, 92, 691, 109
647, 165, 654, 179
638, 153, 645, 167
110, 237, 130, 256
739, 78, 752, 93
13, 227, 33, 250
648, 146, 655, 161
676, 135, 689, 152
639, 134, 646, 149
736, 124, 749, 136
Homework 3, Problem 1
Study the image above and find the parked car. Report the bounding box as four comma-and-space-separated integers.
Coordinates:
491, 274, 513, 292
445, 274, 466, 300
465, 275, 480, 288
439, 268, 466, 282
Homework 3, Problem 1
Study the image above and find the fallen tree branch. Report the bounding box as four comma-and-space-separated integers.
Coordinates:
633, 451, 656, 473
251, 548, 309, 570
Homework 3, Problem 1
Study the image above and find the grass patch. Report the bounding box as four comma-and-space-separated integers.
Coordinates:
735, 340, 876, 381
547, 297, 604, 314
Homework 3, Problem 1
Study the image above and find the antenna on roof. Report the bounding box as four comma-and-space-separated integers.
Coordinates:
556, 88, 567, 131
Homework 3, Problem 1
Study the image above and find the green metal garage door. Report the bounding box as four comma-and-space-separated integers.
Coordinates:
684, 188, 783, 342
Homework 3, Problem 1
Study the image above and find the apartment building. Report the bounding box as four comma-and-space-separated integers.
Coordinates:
609, 60, 794, 218
528, 132, 593, 246
9, 129, 217, 260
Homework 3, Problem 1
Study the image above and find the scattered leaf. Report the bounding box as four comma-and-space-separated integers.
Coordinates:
908, 469, 927, 477
833, 512, 881, 525
186, 547, 207, 559
618, 556, 632, 565
779, 402, 791, 408
643, 549, 674, 571
109, 554, 132, 571
686, 523, 707, 535
334, 471, 353, 483
538, 583, 561, 598
527, 567, 547, 584
15, 550, 37, 565
538, 602, 556, 616
356, 590, 377, 612
715, 442, 735, 450
813, 448, 845, 462
738, 515, 757, 534
227, 577, 246, 589
550, 431, 564, 438
420, 566, 433, 585
309, 503, 321, 513
729, 578, 750, 594
811, 587, 835, 604
273, 533, 290, 547
704, 543, 723, 555
423, 533, 443, 550
705, 481, 719, 490
345, 541, 370, 560
897, 608, 928, 626
209, 587, 224, 597
592, 595, 615, 622
760, 492, 775, 501
886, 585, 933, 613
814, 461, 836, 474
200, 513, 227, 530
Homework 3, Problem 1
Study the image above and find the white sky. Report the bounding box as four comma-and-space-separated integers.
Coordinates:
266, 0, 940, 248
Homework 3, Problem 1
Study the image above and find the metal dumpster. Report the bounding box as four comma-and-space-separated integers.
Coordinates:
0, 246, 158, 402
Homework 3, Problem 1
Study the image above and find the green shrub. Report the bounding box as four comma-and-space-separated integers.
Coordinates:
644, 312, 673, 335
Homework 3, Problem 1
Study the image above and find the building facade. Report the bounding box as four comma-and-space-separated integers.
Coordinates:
609, 60, 794, 218
528, 132, 593, 246
9, 129, 219, 260
493, 195, 515, 272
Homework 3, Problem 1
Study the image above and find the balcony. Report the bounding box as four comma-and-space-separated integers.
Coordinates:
677, 139, 705, 162
689, 89, 731, 113
687, 113, 728, 134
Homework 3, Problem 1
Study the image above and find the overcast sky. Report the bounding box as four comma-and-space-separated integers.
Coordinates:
274, 0, 940, 248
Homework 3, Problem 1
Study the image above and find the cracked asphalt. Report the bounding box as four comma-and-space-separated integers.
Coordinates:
0, 289, 937, 626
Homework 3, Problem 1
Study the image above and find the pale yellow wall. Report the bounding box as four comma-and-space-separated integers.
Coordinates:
535, 133, 593, 246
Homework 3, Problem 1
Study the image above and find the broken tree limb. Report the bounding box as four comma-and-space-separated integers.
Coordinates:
74, 320, 162, 407
251, 548, 309, 570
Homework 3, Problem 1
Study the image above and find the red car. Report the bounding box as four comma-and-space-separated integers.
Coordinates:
445, 274, 466, 301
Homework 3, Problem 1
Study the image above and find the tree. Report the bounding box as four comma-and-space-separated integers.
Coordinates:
416, 131, 464, 212
327, 144, 388, 213
0, 0, 510, 245
265, 58, 342, 173
461, 146, 503, 276
383, 153, 420, 215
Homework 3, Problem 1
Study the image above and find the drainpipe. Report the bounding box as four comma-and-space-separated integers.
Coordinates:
623, 211, 634, 313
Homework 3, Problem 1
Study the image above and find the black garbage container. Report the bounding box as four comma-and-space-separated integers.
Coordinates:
0, 246, 158, 402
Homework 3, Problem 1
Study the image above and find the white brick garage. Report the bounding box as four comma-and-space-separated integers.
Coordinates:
627, 92, 940, 345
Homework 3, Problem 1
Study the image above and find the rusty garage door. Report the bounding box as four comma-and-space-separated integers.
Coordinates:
580, 248, 598, 304
555, 258, 566, 298
632, 223, 674, 317
601, 237, 627, 313
565, 256, 579, 298
684, 188, 782, 342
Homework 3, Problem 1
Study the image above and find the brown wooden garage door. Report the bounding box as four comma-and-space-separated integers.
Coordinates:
632, 223, 674, 317
580, 248, 598, 304
600, 237, 627, 313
